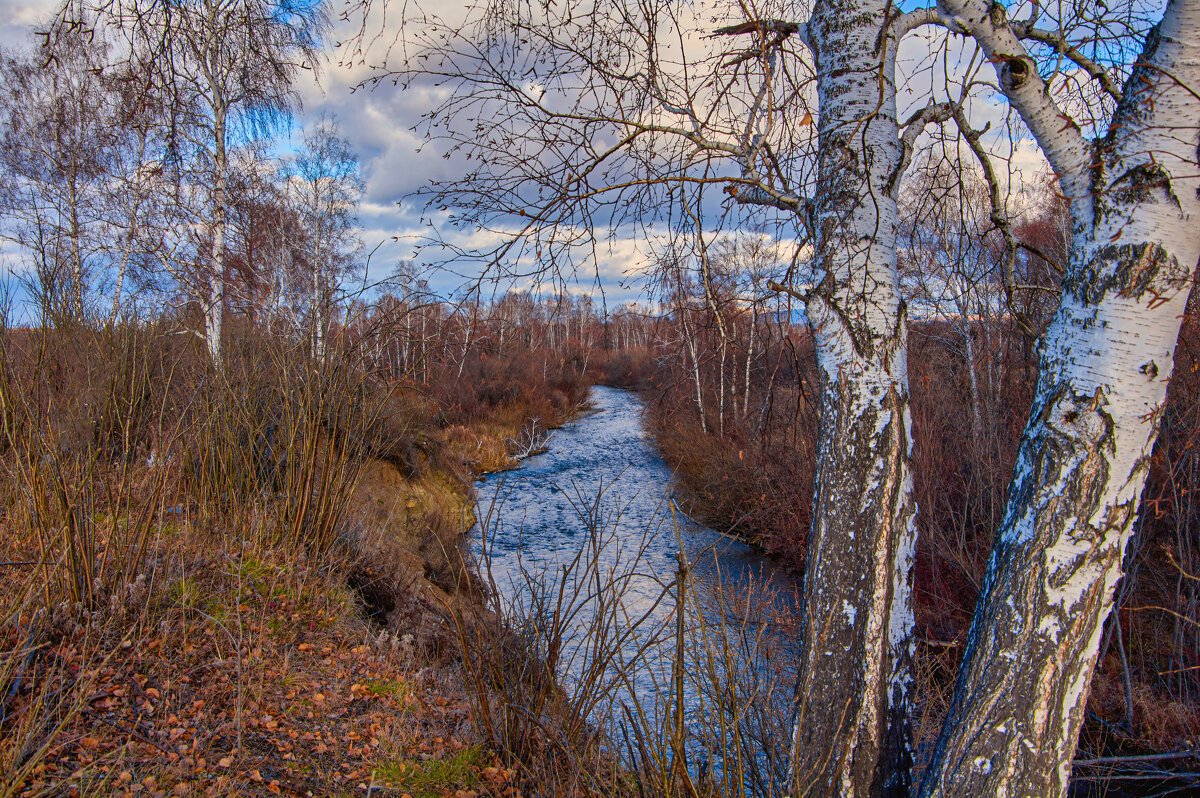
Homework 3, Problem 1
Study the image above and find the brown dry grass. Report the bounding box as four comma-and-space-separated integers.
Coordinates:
0, 530, 499, 798
0, 313, 583, 798
644, 307, 1200, 768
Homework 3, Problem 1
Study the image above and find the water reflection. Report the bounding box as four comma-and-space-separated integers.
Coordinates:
474, 385, 797, 612
472, 386, 802, 791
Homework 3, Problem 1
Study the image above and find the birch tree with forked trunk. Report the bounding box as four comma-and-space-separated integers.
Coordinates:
361, 2, 927, 791
354, 0, 1200, 793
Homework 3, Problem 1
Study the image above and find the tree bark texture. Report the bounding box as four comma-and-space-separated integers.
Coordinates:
921, 2, 1200, 794
790, 0, 916, 795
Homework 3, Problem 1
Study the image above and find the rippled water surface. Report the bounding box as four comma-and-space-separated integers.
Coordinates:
473, 385, 799, 707
472, 387, 1176, 797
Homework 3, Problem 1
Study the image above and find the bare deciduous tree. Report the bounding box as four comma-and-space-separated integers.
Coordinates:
285, 115, 364, 355
918, 0, 1200, 793
53, 0, 327, 363
0, 29, 113, 323
900, 164, 1008, 459
361, 2, 924, 788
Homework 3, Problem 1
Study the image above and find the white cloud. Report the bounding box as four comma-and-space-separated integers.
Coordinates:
1, 0, 1073, 309
0, 0, 51, 50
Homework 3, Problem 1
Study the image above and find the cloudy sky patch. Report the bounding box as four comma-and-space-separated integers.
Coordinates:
0, 0, 1060, 308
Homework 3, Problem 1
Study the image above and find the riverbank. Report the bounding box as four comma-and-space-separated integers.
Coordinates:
0, 321, 588, 797
637, 320, 1200, 783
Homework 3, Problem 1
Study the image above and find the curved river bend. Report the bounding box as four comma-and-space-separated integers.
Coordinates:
473, 385, 800, 730
472, 386, 1157, 797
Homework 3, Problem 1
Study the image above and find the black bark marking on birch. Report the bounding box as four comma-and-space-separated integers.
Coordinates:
987, 2, 1007, 27
1109, 162, 1181, 209
919, 380, 1131, 796
875, 642, 914, 798
1090, 23, 1165, 223
1068, 242, 1189, 305
794, 374, 913, 797
998, 55, 1030, 91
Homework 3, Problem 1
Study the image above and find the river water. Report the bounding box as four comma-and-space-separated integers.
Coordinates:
472, 385, 801, 787
474, 385, 797, 607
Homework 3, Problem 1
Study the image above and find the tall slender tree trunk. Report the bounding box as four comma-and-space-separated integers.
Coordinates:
743, 305, 755, 419
680, 306, 708, 434
68, 173, 85, 322
206, 108, 227, 367
921, 3, 1200, 794
456, 308, 475, 381
313, 261, 326, 359
964, 322, 984, 455
718, 335, 726, 435
789, 1, 915, 795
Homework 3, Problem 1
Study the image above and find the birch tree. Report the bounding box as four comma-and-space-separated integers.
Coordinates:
365, 2, 937, 790
656, 248, 710, 434
285, 116, 364, 356
709, 235, 780, 421
0, 23, 173, 325
102, 84, 172, 326
53, 0, 326, 364
914, 0, 1200, 793
0, 29, 114, 324
360, 0, 1200, 793
222, 146, 303, 323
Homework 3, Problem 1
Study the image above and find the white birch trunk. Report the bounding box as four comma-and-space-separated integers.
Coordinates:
68, 165, 85, 322
680, 307, 708, 434
788, 1, 916, 794
743, 308, 755, 419
456, 310, 475, 381
205, 108, 227, 367
921, 2, 1200, 794
965, 321, 984, 455
718, 335, 726, 435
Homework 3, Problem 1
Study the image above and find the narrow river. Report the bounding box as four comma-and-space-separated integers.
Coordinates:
473, 385, 801, 785
474, 385, 797, 604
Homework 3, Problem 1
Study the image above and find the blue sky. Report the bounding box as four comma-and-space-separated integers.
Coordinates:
0, 0, 1074, 315
0, 0, 660, 309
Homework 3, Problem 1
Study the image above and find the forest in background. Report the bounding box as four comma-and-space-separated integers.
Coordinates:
0, 285, 610, 795
0, 10, 610, 794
